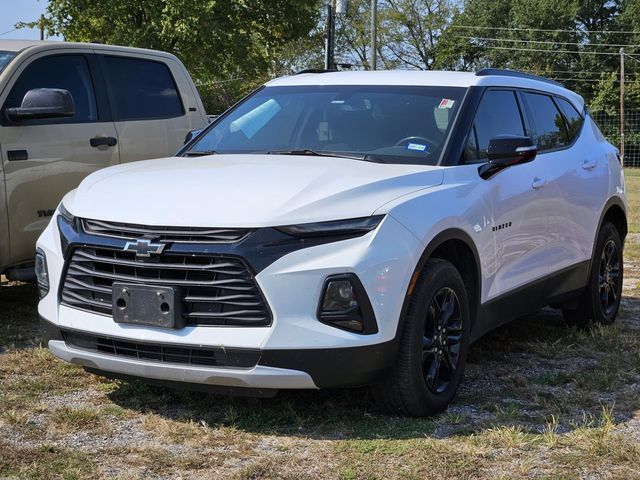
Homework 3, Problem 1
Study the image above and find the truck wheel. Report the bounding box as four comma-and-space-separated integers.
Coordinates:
373, 258, 470, 417
563, 221, 623, 327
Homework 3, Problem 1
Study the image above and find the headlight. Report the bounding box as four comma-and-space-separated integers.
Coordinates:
277, 215, 384, 238
58, 202, 75, 224
35, 248, 49, 299
318, 274, 378, 334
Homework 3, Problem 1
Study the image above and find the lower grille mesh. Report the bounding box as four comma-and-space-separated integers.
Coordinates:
60, 246, 271, 326
63, 330, 261, 368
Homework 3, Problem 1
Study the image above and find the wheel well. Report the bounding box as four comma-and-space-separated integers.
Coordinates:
603, 204, 627, 240
430, 239, 479, 326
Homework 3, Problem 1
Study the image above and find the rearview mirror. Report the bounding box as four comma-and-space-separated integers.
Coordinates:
478, 135, 537, 179
5, 88, 75, 122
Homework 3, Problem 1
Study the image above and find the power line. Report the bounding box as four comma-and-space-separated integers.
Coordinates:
482, 45, 618, 56
0, 28, 17, 37
452, 25, 640, 35
457, 35, 640, 49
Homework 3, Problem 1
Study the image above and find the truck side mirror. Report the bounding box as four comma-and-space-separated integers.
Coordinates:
5, 88, 75, 122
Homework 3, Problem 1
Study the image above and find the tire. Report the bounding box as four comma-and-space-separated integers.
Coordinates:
563, 221, 623, 327
372, 258, 471, 417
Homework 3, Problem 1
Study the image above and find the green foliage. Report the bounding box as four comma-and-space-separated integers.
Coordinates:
46, 0, 322, 113
42, 0, 637, 117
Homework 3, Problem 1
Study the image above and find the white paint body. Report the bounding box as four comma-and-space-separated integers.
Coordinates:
37, 70, 626, 389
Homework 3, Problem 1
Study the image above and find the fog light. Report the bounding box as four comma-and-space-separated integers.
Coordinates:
318, 274, 378, 334
322, 280, 358, 312
35, 248, 49, 299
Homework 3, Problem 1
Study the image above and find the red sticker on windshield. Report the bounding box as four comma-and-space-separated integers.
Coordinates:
439, 99, 455, 109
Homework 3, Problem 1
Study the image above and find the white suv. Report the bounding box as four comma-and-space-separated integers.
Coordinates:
37, 69, 627, 416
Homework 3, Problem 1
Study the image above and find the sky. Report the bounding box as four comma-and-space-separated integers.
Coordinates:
0, 0, 62, 41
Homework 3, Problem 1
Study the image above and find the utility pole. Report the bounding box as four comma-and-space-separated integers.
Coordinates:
370, 0, 377, 70
39, 14, 45, 40
620, 47, 625, 165
324, 1, 335, 70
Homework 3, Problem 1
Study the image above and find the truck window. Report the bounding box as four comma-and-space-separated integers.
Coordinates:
0, 51, 16, 74
103, 56, 184, 121
2, 54, 98, 124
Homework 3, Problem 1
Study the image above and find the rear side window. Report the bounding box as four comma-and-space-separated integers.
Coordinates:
103, 56, 183, 120
466, 90, 525, 161
2, 54, 97, 124
556, 97, 584, 143
522, 92, 568, 151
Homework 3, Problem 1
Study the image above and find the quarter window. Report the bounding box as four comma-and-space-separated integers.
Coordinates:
556, 97, 584, 143
522, 92, 568, 151
466, 90, 525, 161
2, 54, 98, 124
103, 56, 183, 120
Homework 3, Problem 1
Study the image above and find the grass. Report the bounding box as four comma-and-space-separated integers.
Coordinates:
625, 168, 640, 232
1, 171, 640, 478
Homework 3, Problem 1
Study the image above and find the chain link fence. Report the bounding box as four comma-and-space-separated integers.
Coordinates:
590, 110, 640, 167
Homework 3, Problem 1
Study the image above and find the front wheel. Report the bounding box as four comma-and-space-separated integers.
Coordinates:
372, 258, 470, 417
563, 221, 623, 326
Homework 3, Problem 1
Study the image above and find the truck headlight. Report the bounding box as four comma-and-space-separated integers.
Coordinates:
35, 248, 49, 299
318, 274, 378, 334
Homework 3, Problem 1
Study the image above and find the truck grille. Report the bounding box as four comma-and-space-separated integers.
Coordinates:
62, 330, 261, 368
60, 246, 272, 326
82, 218, 251, 243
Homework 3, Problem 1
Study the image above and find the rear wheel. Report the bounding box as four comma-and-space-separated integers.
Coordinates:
372, 258, 470, 417
563, 221, 623, 326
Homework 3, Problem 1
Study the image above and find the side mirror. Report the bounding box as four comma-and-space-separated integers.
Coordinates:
478, 135, 537, 179
5, 88, 75, 122
183, 128, 203, 145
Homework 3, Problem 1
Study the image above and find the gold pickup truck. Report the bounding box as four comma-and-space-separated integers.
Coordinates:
0, 40, 209, 280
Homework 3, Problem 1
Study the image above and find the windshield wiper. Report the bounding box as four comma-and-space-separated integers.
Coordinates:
267, 149, 386, 163
183, 150, 220, 157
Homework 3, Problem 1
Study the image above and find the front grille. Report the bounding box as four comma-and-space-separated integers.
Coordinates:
60, 246, 272, 326
82, 218, 251, 243
63, 330, 260, 368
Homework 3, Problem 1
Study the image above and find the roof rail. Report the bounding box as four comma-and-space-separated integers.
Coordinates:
295, 69, 337, 75
475, 68, 563, 87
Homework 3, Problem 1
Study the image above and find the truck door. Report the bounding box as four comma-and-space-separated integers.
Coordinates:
99, 54, 195, 162
0, 52, 119, 268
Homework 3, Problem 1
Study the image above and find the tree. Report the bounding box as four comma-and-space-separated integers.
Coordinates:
45, 0, 322, 112
335, 0, 455, 70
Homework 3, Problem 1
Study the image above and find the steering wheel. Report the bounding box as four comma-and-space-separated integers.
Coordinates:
395, 136, 439, 152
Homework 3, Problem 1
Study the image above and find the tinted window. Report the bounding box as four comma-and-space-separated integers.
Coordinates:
469, 90, 525, 160
522, 92, 568, 151
556, 97, 583, 142
0, 51, 16, 74
3, 54, 97, 123
104, 56, 183, 120
189, 85, 466, 166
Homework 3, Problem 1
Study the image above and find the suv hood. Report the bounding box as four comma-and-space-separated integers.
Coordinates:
65, 154, 444, 227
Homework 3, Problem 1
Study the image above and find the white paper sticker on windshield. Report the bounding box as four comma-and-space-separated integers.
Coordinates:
438, 99, 455, 109
407, 143, 427, 152
230, 99, 281, 139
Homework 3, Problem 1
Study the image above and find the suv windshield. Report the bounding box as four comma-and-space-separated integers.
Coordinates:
187, 84, 466, 165
0, 51, 16, 75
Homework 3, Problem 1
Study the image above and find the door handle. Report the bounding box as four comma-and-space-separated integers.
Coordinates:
90, 136, 117, 148
531, 177, 547, 190
582, 159, 597, 170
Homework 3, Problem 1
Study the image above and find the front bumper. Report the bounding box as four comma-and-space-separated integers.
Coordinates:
42, 317, 396, 390
37, 211, 422, 391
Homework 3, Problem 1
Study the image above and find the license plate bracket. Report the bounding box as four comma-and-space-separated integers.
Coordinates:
112, 282, 184, 329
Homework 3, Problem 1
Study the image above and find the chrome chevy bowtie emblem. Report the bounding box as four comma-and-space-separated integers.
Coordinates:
123, 238, 166, 257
